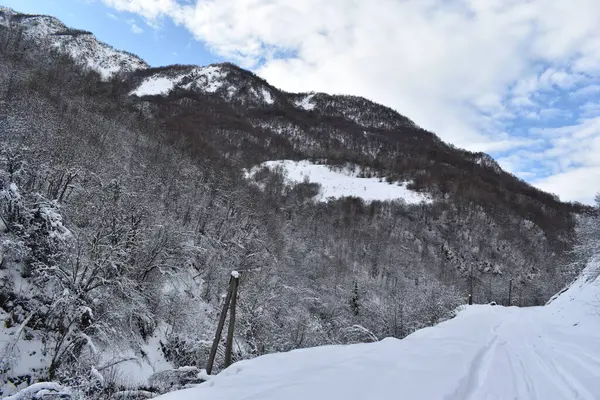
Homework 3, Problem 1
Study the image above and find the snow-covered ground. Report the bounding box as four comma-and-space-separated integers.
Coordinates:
157, 260, 600, 400
246, 160, 432, 204
295, 94, 316, 110
99, 323, 174, 387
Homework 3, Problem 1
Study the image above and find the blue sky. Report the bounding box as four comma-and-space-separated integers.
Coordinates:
2, 0, 600, 204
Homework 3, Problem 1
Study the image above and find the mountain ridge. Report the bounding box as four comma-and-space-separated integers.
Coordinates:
0, 6, 148, 79
0, 5, 576, 209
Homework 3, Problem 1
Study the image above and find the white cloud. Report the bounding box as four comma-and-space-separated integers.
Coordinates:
538, 108, 573, 120
127, 19, 144, 34
98, 0, 600, 204
534, 167, 600, 204
572, 84, 600, 98
581, 102, 600, 118
520, 116, 600, 201
101, 0, 178, 20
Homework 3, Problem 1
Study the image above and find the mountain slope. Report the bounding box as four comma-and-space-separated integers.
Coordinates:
0, 6, 148, 79
126, 62, 587, 237
156, 260, 600, 400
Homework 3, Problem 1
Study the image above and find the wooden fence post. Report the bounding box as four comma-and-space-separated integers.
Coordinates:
206, 276, 234, 375
469, 264, 474, 304
508, 279, 513, 306
224, 273, 239, 368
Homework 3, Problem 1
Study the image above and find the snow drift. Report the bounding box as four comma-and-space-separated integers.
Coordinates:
157, 259, 600, 400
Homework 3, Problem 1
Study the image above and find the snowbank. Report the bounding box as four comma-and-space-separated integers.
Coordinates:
246, 160, 432, 204
155, 261, 600, 400
4, 382, 70, 400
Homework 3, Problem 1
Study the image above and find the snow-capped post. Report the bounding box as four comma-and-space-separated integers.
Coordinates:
206, 275, 235, 375
224, 271, 240, 368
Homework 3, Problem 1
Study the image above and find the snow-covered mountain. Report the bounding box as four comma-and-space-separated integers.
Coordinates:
0, 6, 148, 79
156, 260, 600, 400
129, 62, 418, 131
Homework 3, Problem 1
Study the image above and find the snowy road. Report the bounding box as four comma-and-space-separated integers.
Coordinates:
444, 307, 600, 399
158, 265, 600, 400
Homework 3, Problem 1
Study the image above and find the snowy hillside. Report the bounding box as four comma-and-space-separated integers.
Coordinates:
131, 66, 230, 97
130, 64, 276, 105
0, 7, 148, 79
246, 160, 432, 204
157, 260, 600, 400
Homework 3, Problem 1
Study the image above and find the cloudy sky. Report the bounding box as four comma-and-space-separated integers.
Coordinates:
3, 0, 600, 204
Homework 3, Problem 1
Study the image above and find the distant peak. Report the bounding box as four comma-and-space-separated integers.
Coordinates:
0, 6, 148, 80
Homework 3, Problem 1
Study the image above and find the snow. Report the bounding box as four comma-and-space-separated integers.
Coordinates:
39, 203, 71, 239
295, 94, 316, 110
113, 389, 157, 399
197, 369, 212, 381
9, 182, 19, 195
80, 332, 98, 355
194, 66, 227, 93
57, 35, 147, 80
102, 323, 174, 388
176, 366, 198, 372
81, 306, 93, 319
131, 66, 229, 97
4, 382, 70, 400
156, 260, 600, 400
246, 160, 432, 204
131, 76, 177, 96
261, 88, 274, 104
1, 309, 49, 394
90, 366, 105, 386
231, 271, 240, 278
130, 65, 276, 105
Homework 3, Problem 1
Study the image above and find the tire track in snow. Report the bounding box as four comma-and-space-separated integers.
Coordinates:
446, 322, 502, 400
531, 341, 596, 399
504, 343, 538, 399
